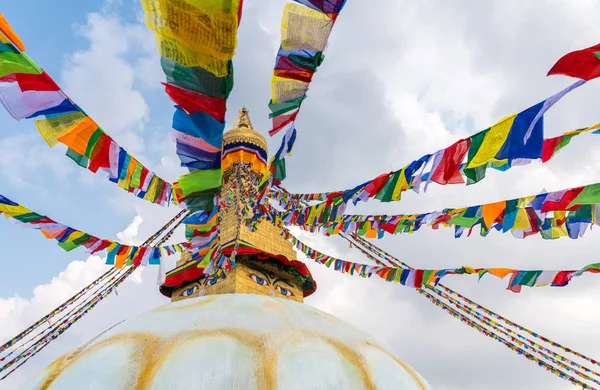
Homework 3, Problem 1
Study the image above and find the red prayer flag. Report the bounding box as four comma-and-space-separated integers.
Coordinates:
364, 172, 393, 196
269, 110, 299, 136
16, 71, 60, 92
548, 43, 600, 81
162, 83, 226, 122
90, 239, 112, 254
541, 135, 563, 163
430, 138, 470, 185
274, 69, 314, 83
541, 187, 584, 213
551, 271, 574, 287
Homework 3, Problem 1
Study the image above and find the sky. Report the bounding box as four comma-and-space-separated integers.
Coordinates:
1, 0, 600, 389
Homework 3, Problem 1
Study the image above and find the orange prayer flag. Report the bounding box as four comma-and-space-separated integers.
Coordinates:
56, 117, 98, 155
486, 268, 515, 279
115, 245, 130, 269
482, 200, 506, 228
0, 13, 25, 52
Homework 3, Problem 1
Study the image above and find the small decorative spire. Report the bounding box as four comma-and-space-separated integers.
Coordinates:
234, 106, 254, 129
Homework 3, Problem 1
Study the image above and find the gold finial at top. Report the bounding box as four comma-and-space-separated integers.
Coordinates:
234, 106, 253, 129
223, 107, 267, 153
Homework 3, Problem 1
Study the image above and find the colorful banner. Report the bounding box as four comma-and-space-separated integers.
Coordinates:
142, 1, 243, 212
272, 99, 598, 213
0, 16, 174, 206
256, 0, 347, 205
548, 42, 600, 81
0, 194, 188, 267
349, 234, 600, 387
284, 230, 600, 292
268, 1, 344, 136
417, 288, 593, 388
274, 180, 600, 241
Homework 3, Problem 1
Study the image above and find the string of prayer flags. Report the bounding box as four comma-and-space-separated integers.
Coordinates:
272, 119, 600, 218
349, 234, 600, 378
0, 19, 174, 206
142, 1, 244, 215
268, 0, 344, 135
417, 288, 594, 389
274, 181, 600, 241
548, 42, 600, 81
284, 230, 600, 292
0, 194, 188, 267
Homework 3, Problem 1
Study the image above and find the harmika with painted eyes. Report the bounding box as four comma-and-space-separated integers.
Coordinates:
179, 276, 221, 298
246, 265, 295, 297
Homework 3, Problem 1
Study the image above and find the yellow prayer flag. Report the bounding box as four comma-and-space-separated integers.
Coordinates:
281, 3, 332, 52
0, 203, 31, 217
513, 208, 531, 230
391, 168, 408, 201
271, 75, 309, 104
35, 112, 87, 147
466, 114, 516, 168
141, 0, 240, 76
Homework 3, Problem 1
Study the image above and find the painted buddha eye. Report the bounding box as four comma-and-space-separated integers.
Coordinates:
249, 274, 268, 286
207, 277, 219, 286
276, 286, 293, 297
181, 286, 198, 297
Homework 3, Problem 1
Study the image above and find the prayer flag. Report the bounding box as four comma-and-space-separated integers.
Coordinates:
548, 43, 600, 81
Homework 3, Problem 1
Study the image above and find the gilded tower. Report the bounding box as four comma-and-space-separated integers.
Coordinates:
160, 108, 316, 303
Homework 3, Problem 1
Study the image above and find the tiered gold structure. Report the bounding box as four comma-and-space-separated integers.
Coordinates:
171, 108, 304, 303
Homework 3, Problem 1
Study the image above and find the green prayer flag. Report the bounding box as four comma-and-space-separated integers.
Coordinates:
71, 233, 92, 246
554, 133, 577, 156
288, 52, 325, 71
269, 95, 307, 118
0, 52, 42, 78
178, 169, 222, 196
520, 271, 543, 287
161, 57, 234, 99
422, 269, 434, 285
568, 183, 600, 207
57, 240, 81, 252
575, 262, 600, 276
184, 192, 217, 213
464, 129, 489, 185
272, 158, 286, 182
66, 148, 89, 168
12, 212, 45, 223
540, 227, 554, 240
448, 212, 480, 228
84, 128, 103, 158
130, 163, 144, 189
375, 170, 400, 202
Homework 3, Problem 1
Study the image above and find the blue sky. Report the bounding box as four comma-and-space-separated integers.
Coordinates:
0, 1, 179, 296
3, 1, 600, 389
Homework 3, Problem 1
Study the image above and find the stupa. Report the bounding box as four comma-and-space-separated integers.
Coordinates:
28, 109, 432, 390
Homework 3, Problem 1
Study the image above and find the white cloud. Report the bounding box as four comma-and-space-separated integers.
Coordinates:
4, 1, 600, 389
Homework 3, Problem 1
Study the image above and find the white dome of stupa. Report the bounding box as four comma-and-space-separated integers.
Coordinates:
28, 294, 431, 389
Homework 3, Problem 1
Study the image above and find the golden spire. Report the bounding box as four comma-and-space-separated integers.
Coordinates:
222, 107, 268, 153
